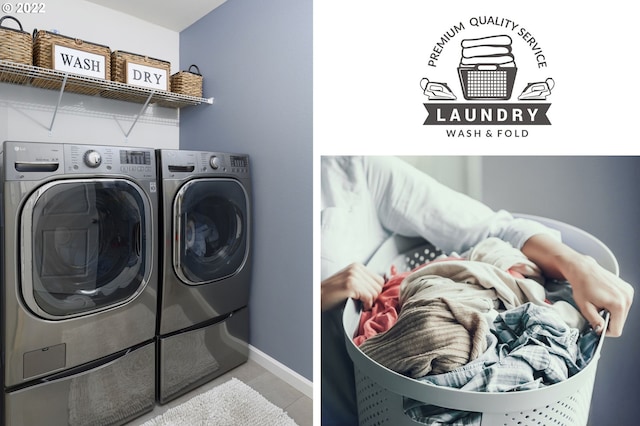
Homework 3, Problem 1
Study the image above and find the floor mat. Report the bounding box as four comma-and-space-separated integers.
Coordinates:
141, 377, 298, 426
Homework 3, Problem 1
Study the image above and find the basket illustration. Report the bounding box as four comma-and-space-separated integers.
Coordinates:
342, 214, 616, 426
458, 65, 517, 100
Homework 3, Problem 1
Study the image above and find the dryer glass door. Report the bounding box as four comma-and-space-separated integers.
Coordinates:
21, 179, 151, 319
174, 178, 249, 285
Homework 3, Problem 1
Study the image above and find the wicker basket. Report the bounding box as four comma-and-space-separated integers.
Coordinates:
343, 215, 617, 426
104, 50, 169, 102
170, 64, 203, 98
0, 16, 31, 64
0, 16, 32, 84
32, 29, 111, 95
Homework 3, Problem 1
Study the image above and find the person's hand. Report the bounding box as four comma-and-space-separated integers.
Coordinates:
522, 233, 634, 337
321, 263, 385, 312
562, 254, 634, 337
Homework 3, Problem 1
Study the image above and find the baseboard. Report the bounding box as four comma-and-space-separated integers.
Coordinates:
248, 345, 313, 399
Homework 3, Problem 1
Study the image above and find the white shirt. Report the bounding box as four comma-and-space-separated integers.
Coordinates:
320, 156, 561, 425
321, 156, 560, 279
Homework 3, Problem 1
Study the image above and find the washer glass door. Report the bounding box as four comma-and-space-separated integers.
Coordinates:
174, 178, 249, 285
21, 179, 151, 319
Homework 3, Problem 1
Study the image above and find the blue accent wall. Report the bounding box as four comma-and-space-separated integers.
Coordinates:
179, 0, 313, 380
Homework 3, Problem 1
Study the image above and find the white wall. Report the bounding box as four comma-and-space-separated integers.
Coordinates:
1, 0, 181, 148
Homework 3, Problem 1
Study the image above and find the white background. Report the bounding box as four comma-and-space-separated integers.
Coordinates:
313, 0, 639, 156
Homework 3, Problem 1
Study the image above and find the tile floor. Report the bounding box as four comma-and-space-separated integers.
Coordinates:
127, 359, 313, 426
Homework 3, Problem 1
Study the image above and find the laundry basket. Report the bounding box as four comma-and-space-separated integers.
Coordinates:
342, 215, 617, 426
458, 65, 517, 100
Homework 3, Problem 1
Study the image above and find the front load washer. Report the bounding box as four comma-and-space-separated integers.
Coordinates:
156, 149, 251, 404
1, 141, 158, 426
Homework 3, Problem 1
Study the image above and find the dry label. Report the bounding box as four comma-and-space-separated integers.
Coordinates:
53, 45, 107, 79
125, 61, 168, 90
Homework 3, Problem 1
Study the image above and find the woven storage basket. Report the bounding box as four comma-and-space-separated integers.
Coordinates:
0, 16, 32, 84
342, 215, 617, 426
170, 64, 203, 98
32, 29, 111, 95
105, 50, 170, 103
0, 16, 32, 64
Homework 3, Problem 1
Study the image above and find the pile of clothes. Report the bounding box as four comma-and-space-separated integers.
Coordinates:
353, 238, 600, 425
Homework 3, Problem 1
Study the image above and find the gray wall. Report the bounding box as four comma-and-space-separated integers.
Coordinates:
481, 156, 639, 425
178, 0, 313, 380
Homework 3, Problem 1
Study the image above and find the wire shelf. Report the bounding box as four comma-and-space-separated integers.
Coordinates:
0, 60, 214, 108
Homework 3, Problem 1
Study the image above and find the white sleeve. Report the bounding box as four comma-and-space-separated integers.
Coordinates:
362, 156, 560, 253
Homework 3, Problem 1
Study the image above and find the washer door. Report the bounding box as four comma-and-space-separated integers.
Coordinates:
21, 178, 152, 319
174, 178, 249, 285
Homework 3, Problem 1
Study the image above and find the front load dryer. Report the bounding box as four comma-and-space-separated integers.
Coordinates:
156, 149, 251, 404
1, 141, 158, 426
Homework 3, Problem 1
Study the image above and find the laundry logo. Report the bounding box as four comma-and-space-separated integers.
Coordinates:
421, 17, 553, 136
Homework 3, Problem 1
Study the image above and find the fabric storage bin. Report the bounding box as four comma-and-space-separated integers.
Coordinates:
32, 29, 111, 94
170, 64, 203, 98
0, 15, 32, 84
342, 214, 617, 426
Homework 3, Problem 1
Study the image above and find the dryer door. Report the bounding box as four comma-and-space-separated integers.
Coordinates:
21, 178, 152, 319
174, 178, 249, 285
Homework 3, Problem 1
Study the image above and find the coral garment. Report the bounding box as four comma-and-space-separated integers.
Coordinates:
354, 257, 460, 347
353, 265, 406, 347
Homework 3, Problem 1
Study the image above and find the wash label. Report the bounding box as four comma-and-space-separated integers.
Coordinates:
53, 45, 107, 79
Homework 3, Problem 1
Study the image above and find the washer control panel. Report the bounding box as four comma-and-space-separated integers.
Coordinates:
2, 141, 156, 181
68, 145, 155, 179
83, 150, 102, 168
209, 155, 221, 170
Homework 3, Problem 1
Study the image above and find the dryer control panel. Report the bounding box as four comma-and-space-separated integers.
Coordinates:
160, 149, 250, 178
206, 154, 250, 175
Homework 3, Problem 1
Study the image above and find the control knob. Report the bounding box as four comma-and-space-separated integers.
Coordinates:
210, 155, 221, 170
84, 150, 102, 168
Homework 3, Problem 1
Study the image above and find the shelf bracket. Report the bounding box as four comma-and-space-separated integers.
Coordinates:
117, 91, 155, 139
48, 74, 69, 132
